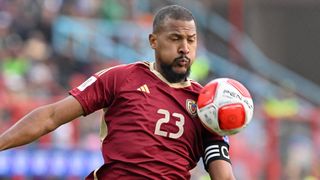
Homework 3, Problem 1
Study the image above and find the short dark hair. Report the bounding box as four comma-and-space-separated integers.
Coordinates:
152, 5, 195, 33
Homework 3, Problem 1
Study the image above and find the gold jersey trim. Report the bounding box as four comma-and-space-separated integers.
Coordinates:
99, 108, 108, 142
93, 167, 99, 180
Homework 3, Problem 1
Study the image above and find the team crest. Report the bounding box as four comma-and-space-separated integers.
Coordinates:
186, 99, 197, 116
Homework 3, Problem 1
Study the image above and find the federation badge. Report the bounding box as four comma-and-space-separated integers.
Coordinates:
186, 99, 197, 116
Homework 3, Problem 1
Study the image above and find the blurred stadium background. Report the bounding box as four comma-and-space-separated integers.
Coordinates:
0, 0, 320, 179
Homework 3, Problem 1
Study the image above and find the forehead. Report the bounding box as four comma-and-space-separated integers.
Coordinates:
159, 18, 197, 35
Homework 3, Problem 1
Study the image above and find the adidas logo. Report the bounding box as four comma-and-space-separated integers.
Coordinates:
137, 84, 150, 93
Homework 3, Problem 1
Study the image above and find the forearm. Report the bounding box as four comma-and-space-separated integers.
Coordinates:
0, 105, 57, 151
0, 96, 84, 151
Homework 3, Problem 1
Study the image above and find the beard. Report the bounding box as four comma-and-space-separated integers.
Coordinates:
160, 58, 191, 83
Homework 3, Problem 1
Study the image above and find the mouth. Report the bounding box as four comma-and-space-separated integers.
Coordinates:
175, 56, 190, 67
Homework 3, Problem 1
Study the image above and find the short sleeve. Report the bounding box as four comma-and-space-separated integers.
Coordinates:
69, 65, 126, 115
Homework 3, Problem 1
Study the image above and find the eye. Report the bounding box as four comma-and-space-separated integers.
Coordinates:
170, 36, 179, 41
188, 38, 196, 43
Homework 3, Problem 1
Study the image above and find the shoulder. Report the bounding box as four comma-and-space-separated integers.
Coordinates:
95, 61, 150, 77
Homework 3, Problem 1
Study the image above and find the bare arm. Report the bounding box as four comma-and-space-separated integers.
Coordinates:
208, 160, 236, 180
0, 96, 84, 151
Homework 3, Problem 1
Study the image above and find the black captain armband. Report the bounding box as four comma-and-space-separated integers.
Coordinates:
203, 140, 231, 170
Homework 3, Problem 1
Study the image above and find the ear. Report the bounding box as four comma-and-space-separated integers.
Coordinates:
149, 33, 157, 49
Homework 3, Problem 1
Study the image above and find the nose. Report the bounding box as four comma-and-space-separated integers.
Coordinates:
178, 40, 190, 55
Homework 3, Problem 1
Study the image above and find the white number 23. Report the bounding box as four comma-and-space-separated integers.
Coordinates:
154, 109, 185, 139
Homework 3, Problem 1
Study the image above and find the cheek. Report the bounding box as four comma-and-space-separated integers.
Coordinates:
188, 46, 196, 59
157, 43, 177, 57
159, 41, 176, 51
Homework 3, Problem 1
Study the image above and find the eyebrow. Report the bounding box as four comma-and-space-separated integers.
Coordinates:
168, 32, 196, 38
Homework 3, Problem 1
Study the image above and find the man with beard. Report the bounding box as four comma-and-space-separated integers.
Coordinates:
0, 5, 235, 180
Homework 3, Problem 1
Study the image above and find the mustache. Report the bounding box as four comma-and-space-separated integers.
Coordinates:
174, 55, 191, 62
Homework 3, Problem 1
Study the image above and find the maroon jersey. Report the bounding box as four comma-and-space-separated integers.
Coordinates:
69, 62, 224, 179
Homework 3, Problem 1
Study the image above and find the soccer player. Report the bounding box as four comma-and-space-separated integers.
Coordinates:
0, 5, 235, 180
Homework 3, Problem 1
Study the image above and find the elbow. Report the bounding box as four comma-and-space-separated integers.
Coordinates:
32, 106, 59, 135
43, 120, 57, 134
43, 113, 60, 134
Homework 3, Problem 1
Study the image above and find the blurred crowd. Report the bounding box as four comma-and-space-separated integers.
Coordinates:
0, 0, 319, 179
0, 0, 151, 149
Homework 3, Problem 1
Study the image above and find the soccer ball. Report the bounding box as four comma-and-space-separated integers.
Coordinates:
197, 78, 254, 136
